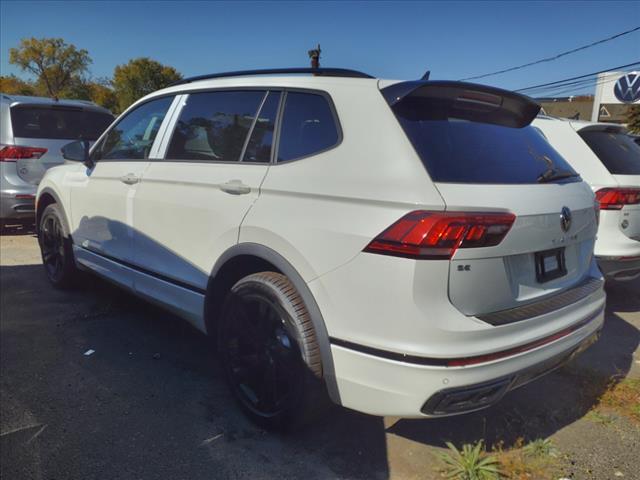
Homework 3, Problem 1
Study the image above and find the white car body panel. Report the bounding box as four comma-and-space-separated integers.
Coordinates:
241, 82, 445, 281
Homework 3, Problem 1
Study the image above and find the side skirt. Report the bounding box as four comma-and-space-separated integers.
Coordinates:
73, 246, 206, 332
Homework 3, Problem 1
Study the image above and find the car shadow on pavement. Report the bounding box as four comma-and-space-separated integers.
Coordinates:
1, 263, 390, 480
0, 222, 36, 236
2, 256, 637, 479
387, 278, 640, 450
603, 278, 640, 313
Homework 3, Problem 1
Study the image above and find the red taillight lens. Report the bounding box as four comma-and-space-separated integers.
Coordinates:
595, 188, 640, 210
0, 146, 48, 162
364, 211, 516, 260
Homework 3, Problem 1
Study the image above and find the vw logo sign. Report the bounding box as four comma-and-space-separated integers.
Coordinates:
614, 72, 640, 103
560, 206, 572, 232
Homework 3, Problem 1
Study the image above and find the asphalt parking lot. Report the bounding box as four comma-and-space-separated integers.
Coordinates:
1, 226, 639, 480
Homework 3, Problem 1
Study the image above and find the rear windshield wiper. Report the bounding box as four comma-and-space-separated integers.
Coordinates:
537, 169, 580, 183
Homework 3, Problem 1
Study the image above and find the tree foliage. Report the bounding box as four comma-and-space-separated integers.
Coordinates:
626, 104, 640, 134
112, 57, 182, 111
88, 82, 119, 113
0, 75, 36, 95
4, 38, 181, 115
62, 77, 119, 112
9, 37, 91, 97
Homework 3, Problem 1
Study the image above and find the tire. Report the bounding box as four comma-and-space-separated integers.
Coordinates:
218, 272, 327, 431
38, 203, 79, 289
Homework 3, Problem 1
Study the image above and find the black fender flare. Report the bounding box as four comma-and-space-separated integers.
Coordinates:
36, 187, 67, 234
208, 243, 341, 404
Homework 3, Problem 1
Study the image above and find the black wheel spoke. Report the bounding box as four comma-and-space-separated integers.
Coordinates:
39, 214, 65, 281
222, 294, 304, 418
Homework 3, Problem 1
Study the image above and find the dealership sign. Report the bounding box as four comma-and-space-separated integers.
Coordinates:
613, 72, 640, 103
591, 70, 639, 122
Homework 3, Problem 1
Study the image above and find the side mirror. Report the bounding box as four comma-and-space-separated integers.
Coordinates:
61, 140, 93, 168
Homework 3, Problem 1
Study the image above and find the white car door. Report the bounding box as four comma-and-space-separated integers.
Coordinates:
70, 96, 176, 288
131, 90, 279, 329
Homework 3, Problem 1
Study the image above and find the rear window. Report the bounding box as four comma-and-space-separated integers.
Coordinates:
578, 128, 640, 175
392, 97, 578, 184
10, 105, 113, 141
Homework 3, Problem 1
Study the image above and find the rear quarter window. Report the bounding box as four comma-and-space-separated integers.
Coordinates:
578, 128, 640, 175
10, 105, 113, 141
277, 92, 339, 162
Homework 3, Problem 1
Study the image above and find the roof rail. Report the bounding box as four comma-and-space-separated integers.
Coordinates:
169, 67, 374, 86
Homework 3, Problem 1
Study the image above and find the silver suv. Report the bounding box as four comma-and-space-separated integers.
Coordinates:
1, 94, 113, 226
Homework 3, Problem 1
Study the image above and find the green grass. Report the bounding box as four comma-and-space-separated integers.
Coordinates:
440, 438, 563, 480
439, 441, 501, 480
595, 378, 640, 424
523, 438, 558, 458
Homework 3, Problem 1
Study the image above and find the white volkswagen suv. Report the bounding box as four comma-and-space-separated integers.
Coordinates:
36, 68, 605, 430
533, 117, 640, 281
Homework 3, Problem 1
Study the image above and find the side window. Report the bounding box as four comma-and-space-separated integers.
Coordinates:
277, 92, 339, 162
242, 91, 281, 163
167, 91, 265, 162
93, 96, 173, 161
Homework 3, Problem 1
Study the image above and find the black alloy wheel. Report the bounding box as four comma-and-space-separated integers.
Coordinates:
40, 213, 66, 283
218, 272, 325, 430
221, 292, 304, 419
38, 204, 78, 288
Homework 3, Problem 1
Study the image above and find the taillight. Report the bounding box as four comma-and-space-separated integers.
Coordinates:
0, 145, 48, 162
595, 188, 640, 210
364, 211, 516, 260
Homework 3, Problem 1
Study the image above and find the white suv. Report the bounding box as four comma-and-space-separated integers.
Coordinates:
36, 68, 605, 429
533, 117, 640, 281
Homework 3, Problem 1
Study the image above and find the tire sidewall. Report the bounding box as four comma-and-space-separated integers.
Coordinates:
38, 204, 76, 288
218, 273, 323, 430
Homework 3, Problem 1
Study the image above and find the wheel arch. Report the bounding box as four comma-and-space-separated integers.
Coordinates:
205, 242, 340, 404
36, 187, 66, 234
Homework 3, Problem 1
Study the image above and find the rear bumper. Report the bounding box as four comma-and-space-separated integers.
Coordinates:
1, 162, 37, 221
312, 250, 606, 417
1, 190, 36, 220
330, 304, 604, 418
421, 325, 600, 416
595, 208, 640, 280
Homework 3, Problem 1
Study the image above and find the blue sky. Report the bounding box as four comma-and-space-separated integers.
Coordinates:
1, 0, 639, 95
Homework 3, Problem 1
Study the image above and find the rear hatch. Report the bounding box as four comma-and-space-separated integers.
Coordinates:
8, 103, 113, 184
382, 81, 599, 316
577, 125, 640, 241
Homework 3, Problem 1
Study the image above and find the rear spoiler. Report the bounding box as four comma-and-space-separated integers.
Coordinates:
577, 123, 627, 134
381, 81, 540, 128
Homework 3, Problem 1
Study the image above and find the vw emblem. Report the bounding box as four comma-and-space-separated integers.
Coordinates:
560, 206, 572, 232
614, 72, 640, 104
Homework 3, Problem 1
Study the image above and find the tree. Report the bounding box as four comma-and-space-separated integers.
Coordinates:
89, 82, 119, 113
0, 75, 35, 95
9, 37, 91, 97
627, 104, 640, 134
112, 57, 182, 112
61, 77, 118, 112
